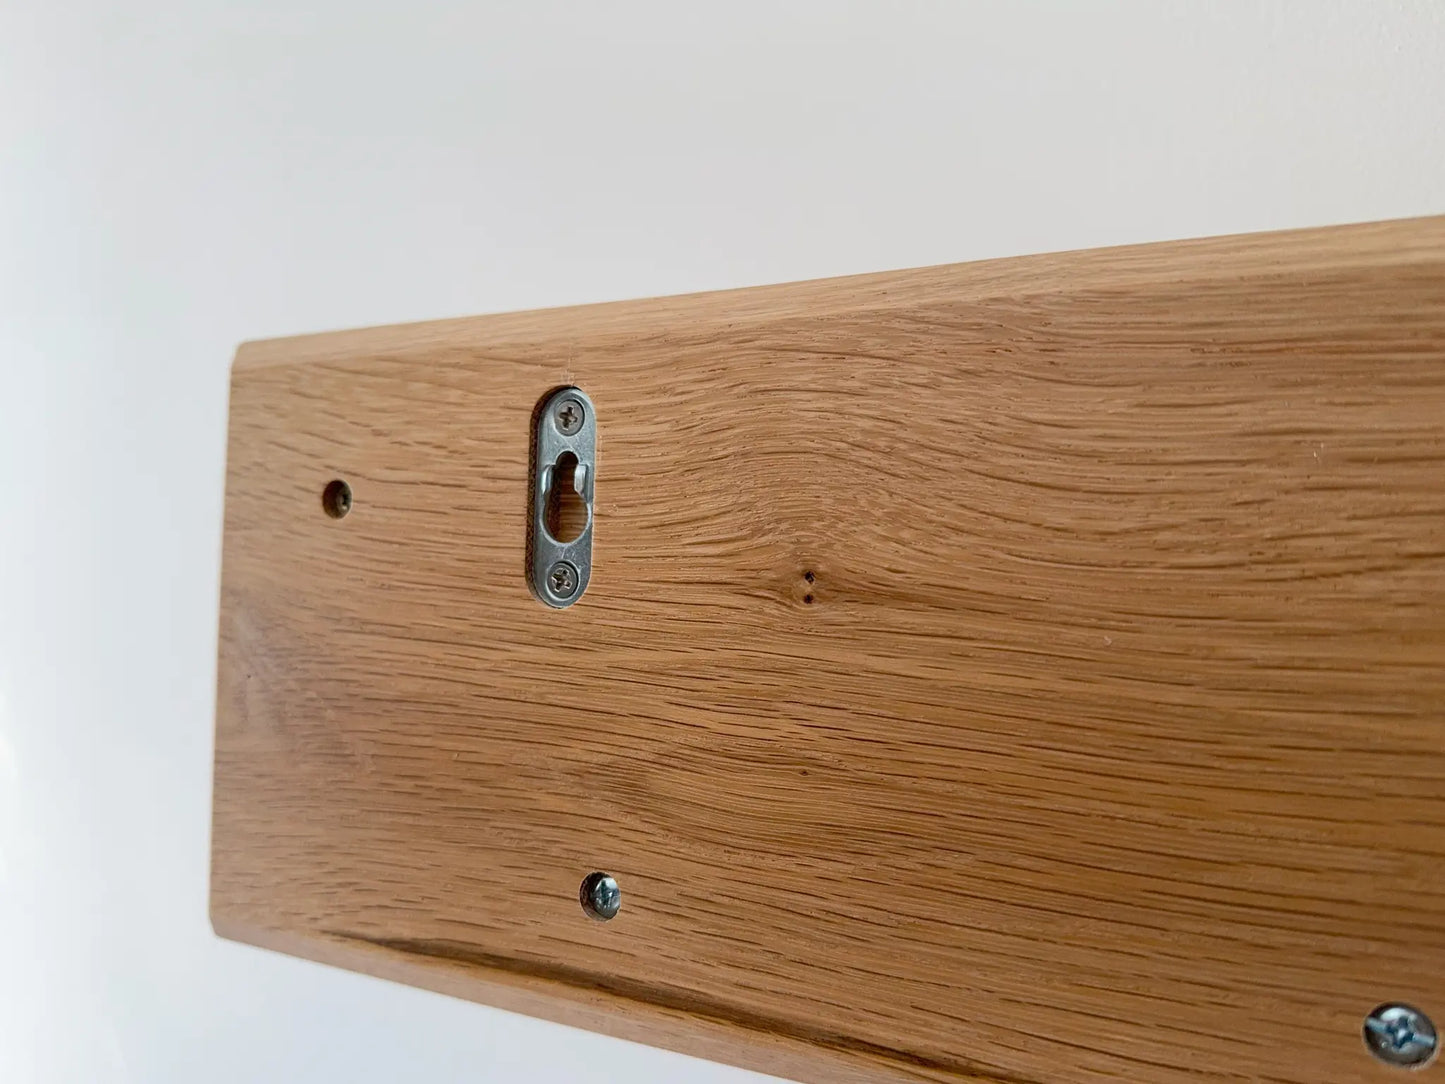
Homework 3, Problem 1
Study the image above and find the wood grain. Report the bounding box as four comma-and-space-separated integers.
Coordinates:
212, 217, 1445, 1083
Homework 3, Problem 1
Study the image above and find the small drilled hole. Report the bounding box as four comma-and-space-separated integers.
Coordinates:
804, 570, 815, 583
804, 594, 814, 604
321, 479, 352, 519
579, 871, 620, 921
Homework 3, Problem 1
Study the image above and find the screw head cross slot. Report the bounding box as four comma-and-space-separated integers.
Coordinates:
554, 399, 584, 435
579, 872, 620, 921
1364, 1003, 1438, 1068
547, 560, 579, 599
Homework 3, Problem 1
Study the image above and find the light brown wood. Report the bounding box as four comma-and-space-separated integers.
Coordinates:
213, 216, 1445, 1083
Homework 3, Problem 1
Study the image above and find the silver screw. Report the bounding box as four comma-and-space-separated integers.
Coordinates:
547, 560, 579, 599
579, 872, 620, 921
1364, 1003, 1437, 1068
553, 398, 584, 436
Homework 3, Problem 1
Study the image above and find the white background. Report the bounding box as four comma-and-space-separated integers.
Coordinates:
2, 2, 1443, 1081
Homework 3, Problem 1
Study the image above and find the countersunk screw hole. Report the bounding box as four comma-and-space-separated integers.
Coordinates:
322, 479, 352, 519
579, 871, 620, 921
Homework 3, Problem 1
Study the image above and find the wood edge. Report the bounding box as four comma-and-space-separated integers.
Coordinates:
208, 910, 1008, 1084
229, 214, 1445, 371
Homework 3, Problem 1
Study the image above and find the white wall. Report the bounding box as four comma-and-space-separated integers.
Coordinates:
2, 2, 1442, 1081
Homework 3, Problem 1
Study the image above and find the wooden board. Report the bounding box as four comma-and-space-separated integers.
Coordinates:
212, 217, 1445, 1083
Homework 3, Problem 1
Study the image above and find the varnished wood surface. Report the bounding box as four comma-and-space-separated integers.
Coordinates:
213, 217, 1445, 1083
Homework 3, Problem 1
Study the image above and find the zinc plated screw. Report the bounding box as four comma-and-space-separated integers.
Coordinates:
1364, 1003, 1438, 1068
579, 872, 620, 921
554, 399, 584, 436
547, 561, 579, 598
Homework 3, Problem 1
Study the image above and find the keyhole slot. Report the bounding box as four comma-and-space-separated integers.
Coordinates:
545, 452, 589, 544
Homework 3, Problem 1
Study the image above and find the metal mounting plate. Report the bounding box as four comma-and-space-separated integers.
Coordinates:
529, 387, 595, 607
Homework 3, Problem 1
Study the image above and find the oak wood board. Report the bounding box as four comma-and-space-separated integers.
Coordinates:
213, 217, 1445, 1083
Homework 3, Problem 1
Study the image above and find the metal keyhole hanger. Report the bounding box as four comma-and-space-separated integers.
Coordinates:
529, 388, 596, 607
